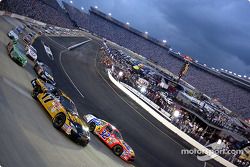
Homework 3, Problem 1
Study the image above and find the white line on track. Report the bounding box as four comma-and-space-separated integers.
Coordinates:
58, 39, 92, 99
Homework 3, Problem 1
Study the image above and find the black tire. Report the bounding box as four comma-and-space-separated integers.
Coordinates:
89, 122, 96, 132
53, 113, 66, 129
112, 145, 123, 156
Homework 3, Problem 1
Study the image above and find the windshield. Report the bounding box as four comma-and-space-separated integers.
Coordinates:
113, 130, 123, 140
60, 96, 78, 115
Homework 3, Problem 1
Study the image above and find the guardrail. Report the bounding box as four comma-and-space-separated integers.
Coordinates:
108, 70, 236, 167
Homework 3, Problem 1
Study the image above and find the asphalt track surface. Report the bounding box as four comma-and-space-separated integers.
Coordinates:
0, 16, 224, 167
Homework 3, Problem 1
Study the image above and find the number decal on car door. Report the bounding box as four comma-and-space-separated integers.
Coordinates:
100, 129, 110, 139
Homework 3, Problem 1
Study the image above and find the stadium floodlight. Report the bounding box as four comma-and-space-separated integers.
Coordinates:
225, 70, 228, 72
204, 64, 207, 66
221, 68, 224, 71
238, 75, 242, 77
108, 13, 112, 16
118, 71, 123, 77
94, 6, 98, 9
126, 22, 130, 25
163, 40, 167, 43
145, 31, 148, 34
70, 0, 73, 4
173, 110, 180, 118
217, 139, 222, 145
169, 48, 173, 51
233, 73, 236, 75
212, 67, 215, 70
81, 7, 84, 10
244, 75, 247, 78
248, 77, 250, 80
229, 71, 232, 74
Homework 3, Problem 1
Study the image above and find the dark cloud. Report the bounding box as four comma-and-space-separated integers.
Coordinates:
60, 0, 250, 75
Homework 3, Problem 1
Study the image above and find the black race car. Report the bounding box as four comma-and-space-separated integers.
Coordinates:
34, 61, 56, 86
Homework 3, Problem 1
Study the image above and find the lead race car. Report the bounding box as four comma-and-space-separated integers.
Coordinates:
84, 114, 135, 162
31, 78, 90, 146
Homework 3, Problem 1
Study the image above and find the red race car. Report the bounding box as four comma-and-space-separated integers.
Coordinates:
84, 114, 135, 162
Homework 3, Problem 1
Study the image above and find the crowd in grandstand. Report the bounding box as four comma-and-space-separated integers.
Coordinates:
0, 0, 74, 28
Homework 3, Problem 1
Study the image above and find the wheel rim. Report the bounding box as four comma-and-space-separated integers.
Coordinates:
114, 146, 122, 155
56, 116, 62, 125
55, 114, 65, 127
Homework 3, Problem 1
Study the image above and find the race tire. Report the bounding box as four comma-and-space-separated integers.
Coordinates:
53, 113, 66, 129
112, 145, 123, 156
89, 122, 96, 132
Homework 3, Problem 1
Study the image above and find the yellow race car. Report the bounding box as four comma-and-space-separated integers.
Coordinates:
31, 78, 90, 146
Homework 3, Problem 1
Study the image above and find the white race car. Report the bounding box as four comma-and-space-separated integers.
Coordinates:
26, 45, 37, 61
7, 30, 19, 40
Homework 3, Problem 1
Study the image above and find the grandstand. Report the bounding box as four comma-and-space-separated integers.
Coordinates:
62, 2, 250, 119
0, 0, 249, 119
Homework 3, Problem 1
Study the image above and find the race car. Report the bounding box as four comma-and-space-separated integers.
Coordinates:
25, 45, 37, 61
84, 114, 135, 162
6, 40, 27, 66
7, 29, 19, 40
34, 61, 56, 85
23, 35, 32, 45
15, 26, 23, 34
31, 78, 90, 146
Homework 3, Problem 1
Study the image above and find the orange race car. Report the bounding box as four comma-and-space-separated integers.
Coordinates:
84, 114, 135, 162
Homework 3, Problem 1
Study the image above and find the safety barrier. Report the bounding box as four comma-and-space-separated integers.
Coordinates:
108, 70, 236, 167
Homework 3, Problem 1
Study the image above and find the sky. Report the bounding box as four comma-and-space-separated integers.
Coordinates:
59, 0, 250, 76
